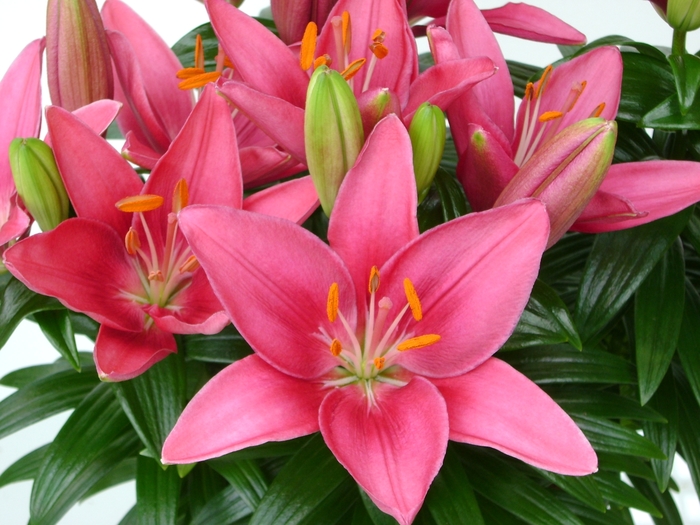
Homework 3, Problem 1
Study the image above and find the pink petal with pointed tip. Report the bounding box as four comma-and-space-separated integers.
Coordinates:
482, 3, 586, 45
328, 115, 418, 312
95, 324, 176, 381
122, 131, 160, 170
403, 56, 496, 123
446, 0, 513, 142
45, 99, 123, 148
102, 0, 193, 141
179, 205, 355, 379
433, 358, 597, 475
573, 160, 700, 233
45, 106, 143, 234
427, 26, 461, 63
163, 354, 326, 463
3, 218, 144, 332
240, 146, 303, 187
458, 124, 519, 211
320, 377, 448, 525
218, 81, 307, 163
206, 0, 308, 108
380, 200, 549, 378
0, 201, 30, 246
243, 176, 319, 224
574, 189, 642, 224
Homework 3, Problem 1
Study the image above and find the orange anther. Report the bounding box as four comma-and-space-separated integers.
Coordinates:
327, 283, 339, 322
372, 29, 385, 43
341, 58, 366, 80
538, 111, 564, 122
397, 334, 441, 351
370, 42, 388, 59
179, 255, 200, 273
369, 266, 380, 294
342, 11, 351, 52
116, 194, 164, 213
403, 278, 422, 321
374, 356, 385, 370
590, 102, 606, 118
314, 54, 332, 69
173, 178, 189, 213
330, 339, 342, 356
534, 65, 553, 98
300, 22, 318, 71
195, 34, 205, 70
178, 71, 222, 90
125, 227, 140, 256
176, 67, 206, 79
524, 82, 534, 100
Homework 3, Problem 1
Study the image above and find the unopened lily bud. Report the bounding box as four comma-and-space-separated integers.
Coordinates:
305, 65, 364, 216
9, 138, 70, 231
409, 102, 446, 202
494, 118, 617, 247
651, 0, 700, 31
357, 87, 402, 139
46, 0, 113, 111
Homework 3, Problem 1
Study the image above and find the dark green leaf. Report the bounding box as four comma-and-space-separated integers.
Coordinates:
29, 383, 140, 525
439, 132, 457, 173
684, 205, 700, 255
668, 53, 700, 114
642, 93, 700, 130
575, 208, 692, 343
172, 23, 219, 69
507, 61, 540, 98
643, 371, 678, 492
549, 388, 665, 422
540, 233, 594, 286
0, 367, 99, 440
536, 470, 605, 513
0, 277, 61, 350
81, 457, 136, 501
67, 311, 99, 340
112, 353, 186, 462
614, 121, 661, 163
359, 489, 399, 525
0, 444, 49, 488
218, 436, 311, 462
186, 463, 227, 518
635, 239, 685, 403
673, 364, 700, 496
190, 485, 254, 525
500, 346, 635, 385
182, 325, 253, 363
475, 494, 527, 525
629, 476, 684, 525
118, 506, 138, 525
418, 52, 434, 74
136, 456, 181, 525
556, 493, 621, 525
434, 168, 469, 222
209, 458, 268, 511
505, 280, 581, 350
572, 415, 666, 459
676, 280, 700, 407
619, 51, 675, 123
594, 472, 661, 516
34, 309, 80, 372
0, 352, 93, 388
597, 453, 656, 481
250, 434, 356, 525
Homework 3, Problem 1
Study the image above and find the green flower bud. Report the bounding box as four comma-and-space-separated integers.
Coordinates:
408, 103, 446, 203
9, 138, 70, 231
305, 65, 364, 216
652, 0, 700, 32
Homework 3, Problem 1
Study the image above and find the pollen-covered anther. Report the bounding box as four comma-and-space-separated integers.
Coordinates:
403, 278, 423, 321
374, 356, 385, 370
148, 270, 164, 282
397, 334, 441, 351
590, 102, 606, 118
179, 255, 200, 273
327, 282, 339, 322
369, 266, 380, 293
372, 29, 386, 43
341, 58, 366, 80
370, 42, 388, 59
330, 338, 342, 356
173, 178, 189, 212
178, 71, 222, 90
300, 22, 318, 71
342, 11, 351, 52
314, 54, 331, 69
116, 194, 164, 213
125, 227, 140, 255
176, 67, 206, 79
534, 65, 553, 98
538, 111, 563, 122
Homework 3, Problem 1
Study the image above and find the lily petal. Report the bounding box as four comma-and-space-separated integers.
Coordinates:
162, 354, 326, 463
240, 147, 302, 187
319, 377, 448, 525
95, 324, 176, 381
432, 358, 597, 475
122, 131, 160, 170
243, 176, 320, 224
44, 99, 122, 148
178, 205, 355, 379
482, 3, 586, 45
0, 198, 30, 246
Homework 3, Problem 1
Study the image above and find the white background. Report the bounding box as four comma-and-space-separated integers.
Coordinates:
1, 0, 700, 523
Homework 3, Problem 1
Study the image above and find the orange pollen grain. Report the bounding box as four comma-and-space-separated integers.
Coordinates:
148, 270, 165, 282
538, 110, 563, 122
125, 228, 140, 255
397, 334, 441, 351
370, 42, 388, 59
330, 339, 342, 356
403, 278, 422, 321
341, 58, 366, 80
314, 54, 331, 68
374, 356, 385, 370
369, 266, 380, 294
300, 22, 318, 71
591, 102, 606, 118
173, 178, 189, 212
327, 282, 339, 322
179, 255, 200, 273
116, 194, 164, 213
178, 71, 222, 90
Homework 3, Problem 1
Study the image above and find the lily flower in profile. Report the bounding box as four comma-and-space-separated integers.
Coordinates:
3, 85, 319, 381
162, 116, 596, 525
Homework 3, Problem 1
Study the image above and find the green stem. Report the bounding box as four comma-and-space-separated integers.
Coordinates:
672, 29, 687, 55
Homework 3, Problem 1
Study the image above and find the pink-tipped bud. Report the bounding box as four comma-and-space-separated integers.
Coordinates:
46, 0, 114, 111
356, 87, 402, 140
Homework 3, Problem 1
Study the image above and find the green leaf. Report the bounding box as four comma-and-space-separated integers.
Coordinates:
29, 383, 140, 525
597, 453, 656, 481
190, 486, 254, 525
668, 53, 700, 114
456, 447, 585, 525
250, 434, 356, 525
218, 436, 311, 462
33, 310, 80, 371
67, 311, 99, 340
500, 346, 635, 385
549, 388, 665, 422
643, 371, 678, 492
209, 458, 268, 511
555, 493, 621, 525
118, 506, 138, 525
0, 353, 93, 388
635, 239, 685, 403
642, 93, 700, 130
507, 60, 540, 98
434, 168, 469, 222
0, 277, 61, 350
475, 495, 528, 525
418, 52, 435, 74
674, 364, 700, 496
181, 325, 253, 363
171, 23, 219, 69
572, 415, 666, 459
0, 367, 99, 440
594, 472, 661, 516
575, 208, 692, 343
613, 121, 661, 163
684, 205, 700, 255
540, 233, 593, 286
629, 476, 684, 525
136, 456, 181, 525
505, 280, 581, 350
619, 51, 675, 123
536, 470, 605, 513
112, 353, 186, 462
359, 489, 399, 525
676, 280, 700, 407
0, 444, 49, 488
81, 457, 136, 501
186, 463, 227, 518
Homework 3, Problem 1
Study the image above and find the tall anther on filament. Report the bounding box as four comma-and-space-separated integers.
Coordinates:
322, 266, 440, 404
513, 65, 606, 167
176, 34, 234, 92
116, 179, 199, 309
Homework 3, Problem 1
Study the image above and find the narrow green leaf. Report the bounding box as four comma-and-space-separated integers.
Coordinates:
629, 476, 684, 525
219, 436, 311, 462
171, 23, 219, 69
575, 208, 691, 343
190, 485, 254, 525
359, 489, 399, 525
573, 415, 666, 459
209, 458, 268, 511
684, 205, 700, 255
549, 388, 665, 422
536, 470, 605, 513
505, 280, 581, 350
0, 277, 61, 350
67, 311, 99, 340
673, 364, 700, 496
540, 233, 593, 286
642, 93, 700, 130
555, 493, 621, 525
613, 121, 661, 163
186, 463, 227, 519
668, 53, 700, 114
0, 352, 93, 388
643, 370, 678, 491
0, 444, 49, 488
475, 494, 528, 525
29, 383, 141, 525
635, 239, 685, 403
136, 456, 181, 525
118, 506, 138, 525
0, 367, 99, 440
434, 168, 468, 222
500, 346, 635, 385
112, 353, 186, 462
418, 52, 435, 74
597, 453, 656, 481
594, 472, 661, 516
250, 434, 355, 525
619, 51, 675, 123
181, 325, 253, 363
33, 310, 81, 372
81, 457, 136, 501
676, 280, 700, 407
506, 61, 540, 98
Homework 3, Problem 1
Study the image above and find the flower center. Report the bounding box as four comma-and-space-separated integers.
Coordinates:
116, 178, 199, 311
513, 65, 605, 167
321, 266, 440, 404
176, 34, 234, 93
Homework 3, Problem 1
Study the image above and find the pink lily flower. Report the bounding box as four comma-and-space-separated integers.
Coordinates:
3, 85, 319, 381
0, 39, 44, 248
437, 0, 700, 236
162, 116, 596, 524
207, 0, 497, 167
